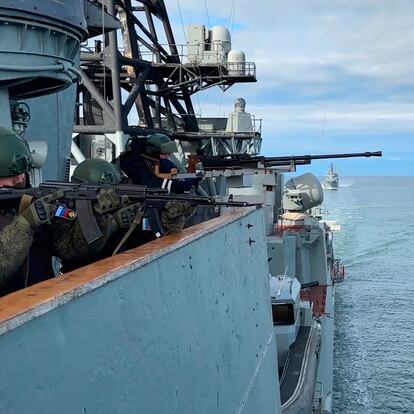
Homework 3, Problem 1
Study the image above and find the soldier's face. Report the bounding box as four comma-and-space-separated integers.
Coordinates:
0, 173, 26, 188
159, 153, 170, 159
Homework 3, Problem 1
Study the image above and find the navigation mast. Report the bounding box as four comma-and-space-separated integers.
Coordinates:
73, 0, 259, 161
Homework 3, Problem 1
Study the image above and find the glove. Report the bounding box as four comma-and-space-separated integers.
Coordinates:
21, 190, 65, 228
93, 189, 123, 215
113, 203, 143, 229
161, 201, 194, 232
163, 201, 194, 217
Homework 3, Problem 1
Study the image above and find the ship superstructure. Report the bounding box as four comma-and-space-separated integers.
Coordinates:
324, 163, 339, 190
0, 1, 361, 413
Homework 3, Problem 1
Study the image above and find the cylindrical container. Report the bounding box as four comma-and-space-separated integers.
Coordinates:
227, 49, 246, 75
0, 0, 87, 98
210, 25, 231, 53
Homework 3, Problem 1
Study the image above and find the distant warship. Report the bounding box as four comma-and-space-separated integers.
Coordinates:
324, 163, 339, 189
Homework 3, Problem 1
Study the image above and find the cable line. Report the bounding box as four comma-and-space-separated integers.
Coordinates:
203, 0, 211, 27
176, 0, 187, 42
227, 0, 236, 30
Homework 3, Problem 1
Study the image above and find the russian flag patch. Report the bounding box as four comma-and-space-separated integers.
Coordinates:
55, 205, 77, 220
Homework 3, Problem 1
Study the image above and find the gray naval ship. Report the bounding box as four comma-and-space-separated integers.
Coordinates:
323, 164, 339, 190
0, 1, 381, 413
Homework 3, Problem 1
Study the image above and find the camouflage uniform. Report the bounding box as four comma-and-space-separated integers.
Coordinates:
0, 203, 34, 291
54, 158, 121, 264
0, 127, 39, 293
0, 133, 121, 294
51, 211, 118, 267
53, 159, 142, 272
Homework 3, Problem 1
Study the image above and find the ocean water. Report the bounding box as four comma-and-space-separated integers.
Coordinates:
325, 177, 414, 413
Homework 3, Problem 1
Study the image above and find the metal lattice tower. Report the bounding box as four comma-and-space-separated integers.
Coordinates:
73, 0, 260, 160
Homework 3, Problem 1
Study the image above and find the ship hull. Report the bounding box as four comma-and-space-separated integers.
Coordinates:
323, 179, 339, 190
0, 208, 282, 414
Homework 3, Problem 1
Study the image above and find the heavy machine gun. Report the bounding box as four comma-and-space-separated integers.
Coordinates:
0, 182, 259, 244
200, 151, 383, 170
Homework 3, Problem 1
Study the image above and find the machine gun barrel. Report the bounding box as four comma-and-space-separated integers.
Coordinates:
201, 151, 382, 169
264, 151, 382, 164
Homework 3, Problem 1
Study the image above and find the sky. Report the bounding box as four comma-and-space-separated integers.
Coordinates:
162, 0, 414, 176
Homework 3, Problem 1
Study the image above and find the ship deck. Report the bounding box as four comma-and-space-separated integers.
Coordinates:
279, 326, 311, 404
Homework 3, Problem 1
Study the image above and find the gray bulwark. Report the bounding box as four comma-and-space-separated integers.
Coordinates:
0, 208, 281, 414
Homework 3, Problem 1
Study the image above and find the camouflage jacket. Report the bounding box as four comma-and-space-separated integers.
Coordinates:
51, 214, 118, 266
0, 201, 118, 295
0, 203, 34, 291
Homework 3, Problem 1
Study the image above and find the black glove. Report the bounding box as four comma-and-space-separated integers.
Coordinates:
21, 190, 65, 228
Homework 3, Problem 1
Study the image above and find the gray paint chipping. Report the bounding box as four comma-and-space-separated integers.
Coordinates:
0, 209, 280, 414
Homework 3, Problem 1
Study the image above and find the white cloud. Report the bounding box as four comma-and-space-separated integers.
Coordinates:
167, 1, 414, 89
163, 1, 414, 172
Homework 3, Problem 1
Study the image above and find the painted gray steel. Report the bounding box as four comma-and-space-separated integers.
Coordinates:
24, 87, 77, 180
0, 209, 281, 413
0, 0, 87, 34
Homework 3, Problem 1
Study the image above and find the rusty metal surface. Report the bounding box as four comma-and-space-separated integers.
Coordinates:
300, 285, 328, 317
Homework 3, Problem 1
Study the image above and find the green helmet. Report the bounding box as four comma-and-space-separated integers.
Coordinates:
146, 133, 177, 156
72, 158, 121, 185
0, 127, 32, 177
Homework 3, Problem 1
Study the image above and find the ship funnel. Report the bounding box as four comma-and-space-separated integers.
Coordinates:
283, 173, 324, 211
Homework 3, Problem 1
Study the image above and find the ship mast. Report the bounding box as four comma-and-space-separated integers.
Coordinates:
73, 0, 259, 161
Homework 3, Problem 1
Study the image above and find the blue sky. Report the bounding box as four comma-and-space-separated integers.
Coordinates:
164, 1, 414, 175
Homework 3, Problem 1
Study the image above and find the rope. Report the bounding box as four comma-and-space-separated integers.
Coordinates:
196, 94, 202, 117
227, 0, 236, 30
203, 0, 211, 27
176, 0, 187, 42
229, 0, 237, 35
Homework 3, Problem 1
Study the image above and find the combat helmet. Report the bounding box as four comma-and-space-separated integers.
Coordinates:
145, 133, 177, 156
0, 127, 32, 178
72, 158, 121, 185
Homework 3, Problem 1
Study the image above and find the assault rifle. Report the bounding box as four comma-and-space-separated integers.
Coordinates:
200, 151, 383, 169
0, 181, 258, 243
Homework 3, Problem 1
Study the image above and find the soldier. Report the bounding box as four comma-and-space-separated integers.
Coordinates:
0, 129, 135, 295
0, 127, 62, 294
119, 133, 197, 231
54, 158, 144, 272
119, 133, 200, 193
